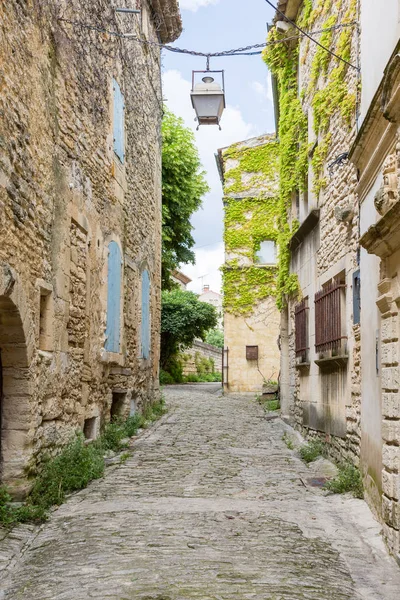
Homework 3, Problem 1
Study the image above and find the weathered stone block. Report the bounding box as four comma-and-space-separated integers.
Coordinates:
382, 419, 400, 444
382, 341, 400, 366
383, 392, 400, 418
382, 470, 400, 501
382, 366, 400, 391
382, 316, 399, 342
382, 495, 400, 529
382, 445, 400, 472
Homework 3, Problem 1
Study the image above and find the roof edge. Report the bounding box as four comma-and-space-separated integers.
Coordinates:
150, 0, 182, 43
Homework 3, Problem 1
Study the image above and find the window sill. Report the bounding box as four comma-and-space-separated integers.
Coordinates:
315, 355, 348, 371
295, 361, 310, 370
100, 349, 125, 366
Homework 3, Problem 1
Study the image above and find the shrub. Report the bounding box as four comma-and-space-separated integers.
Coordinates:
29, 435, 105, 509
299, 439, 325, 463
0, 487, 47, 527
325, 463, 364, 499
0, 398, 168, 526
160, 369, 175, 385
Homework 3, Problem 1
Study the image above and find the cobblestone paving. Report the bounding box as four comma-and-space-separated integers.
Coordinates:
1, 383, 400, 599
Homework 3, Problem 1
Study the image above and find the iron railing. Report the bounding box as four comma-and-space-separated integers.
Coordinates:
315, 281, 347, 353
295, 298, 309, 361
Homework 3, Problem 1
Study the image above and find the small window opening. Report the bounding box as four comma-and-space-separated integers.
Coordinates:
111, 391, 127, 420
83, 417, 98, 441
39, 290, 53, 351
255, 241, 277, 265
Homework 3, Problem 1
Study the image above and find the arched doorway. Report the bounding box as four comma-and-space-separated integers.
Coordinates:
0, 295, 33, 497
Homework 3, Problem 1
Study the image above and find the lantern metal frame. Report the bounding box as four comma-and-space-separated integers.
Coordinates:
191, 70, 226, 130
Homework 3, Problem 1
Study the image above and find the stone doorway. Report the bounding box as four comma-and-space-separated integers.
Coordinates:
0, 294, 33, 497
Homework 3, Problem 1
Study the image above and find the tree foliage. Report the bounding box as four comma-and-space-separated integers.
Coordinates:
161, 108, 209, 289
161, 289, 218, 369
205, 329, 224, 349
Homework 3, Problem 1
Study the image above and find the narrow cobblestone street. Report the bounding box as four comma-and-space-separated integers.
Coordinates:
1, 384, 400, 599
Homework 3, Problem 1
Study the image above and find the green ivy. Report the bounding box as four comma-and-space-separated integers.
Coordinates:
221, 138, 281, 316
262, 0, 357, 308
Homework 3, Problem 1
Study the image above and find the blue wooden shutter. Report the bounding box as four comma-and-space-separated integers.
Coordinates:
141, 270, 151, 359
113, 78, 125, 163
105, 242, 122, 353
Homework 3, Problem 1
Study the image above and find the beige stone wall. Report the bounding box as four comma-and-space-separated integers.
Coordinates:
225, 297, 280, 394
181, 341, 222, 376
277, 0, 361, 459
0, 0, 181, 495
219, 134, 281, 394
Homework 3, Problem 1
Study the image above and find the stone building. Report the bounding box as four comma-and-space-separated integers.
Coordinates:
217, 135, 281, 394
349, 0, 400, 563
198, 285, 223, 330
268, 0, 400, 560
0, 0, 181, 496
171, 270, 192, 290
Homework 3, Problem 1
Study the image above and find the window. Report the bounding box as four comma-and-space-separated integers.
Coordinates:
113, 78, 125, 163
39, 288, 53, 351
295, 297, 309, 363
111, 391, 126, 420
83, 417, 98, 441
141, 270, 151, 359
315, 276, 347, 355
105, 241, 122, 353
255, 240, 277, 265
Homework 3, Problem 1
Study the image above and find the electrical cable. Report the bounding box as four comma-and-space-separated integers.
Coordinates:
58, 18, 357, 63
264, 0, 359, 71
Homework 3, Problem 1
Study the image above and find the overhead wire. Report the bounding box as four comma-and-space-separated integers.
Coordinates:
264, 0, 359, 71
58, 17, 358, 64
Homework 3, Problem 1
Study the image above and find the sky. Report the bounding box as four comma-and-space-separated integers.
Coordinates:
162, 0, 276, 294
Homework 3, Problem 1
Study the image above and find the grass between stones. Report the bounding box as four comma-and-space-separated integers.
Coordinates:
298, 439, 364, 499
0, 398, 167, 528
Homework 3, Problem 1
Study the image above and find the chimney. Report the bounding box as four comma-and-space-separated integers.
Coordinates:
203, 285, 210, 292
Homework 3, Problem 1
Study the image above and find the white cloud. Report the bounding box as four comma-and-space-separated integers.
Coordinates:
184, 243, 224, 294
251, 73, 273, 102
162, 69, 259, 294
179, 0, 220, 11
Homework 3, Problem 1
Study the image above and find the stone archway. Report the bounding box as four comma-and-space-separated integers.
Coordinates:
0, 266, 35, 498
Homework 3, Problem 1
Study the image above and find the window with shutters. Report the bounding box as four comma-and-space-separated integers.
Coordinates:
315, 274, 347, 355
141, 270, 151, 359
295, 297, 309, 363
113, 78, 125, 163
105, 241, 122, 353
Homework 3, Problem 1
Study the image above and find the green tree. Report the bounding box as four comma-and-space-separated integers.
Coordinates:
205, 329, 224, 349
161, 108, 209, 289
161, 289, 218, 371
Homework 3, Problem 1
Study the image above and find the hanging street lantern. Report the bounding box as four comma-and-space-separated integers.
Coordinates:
191, 70, 226, 130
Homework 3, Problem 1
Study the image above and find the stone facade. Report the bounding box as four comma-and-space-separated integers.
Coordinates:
198, 287, 223, 330
273, 0, 361, 461
0, 0, 181, 496
351, 39, 400, 559
273, 0, 400, 561
217, 135, 281, 394
181, 340, 222, 376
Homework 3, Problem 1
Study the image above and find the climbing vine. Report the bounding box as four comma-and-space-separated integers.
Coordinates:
222, 138, 281, 316
262, 0, 358, 307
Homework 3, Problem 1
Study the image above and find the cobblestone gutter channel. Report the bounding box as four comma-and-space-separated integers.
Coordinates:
1, 383, 400, 599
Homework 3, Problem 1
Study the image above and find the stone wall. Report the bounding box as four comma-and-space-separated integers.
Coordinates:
273, 0, 361, 463
181, 341, 222, 376
0, 0, 181, 495
218, 134, 281, 394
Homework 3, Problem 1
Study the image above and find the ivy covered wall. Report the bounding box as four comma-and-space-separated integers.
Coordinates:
221, 135, 283, 316
262, 0, 358, 302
